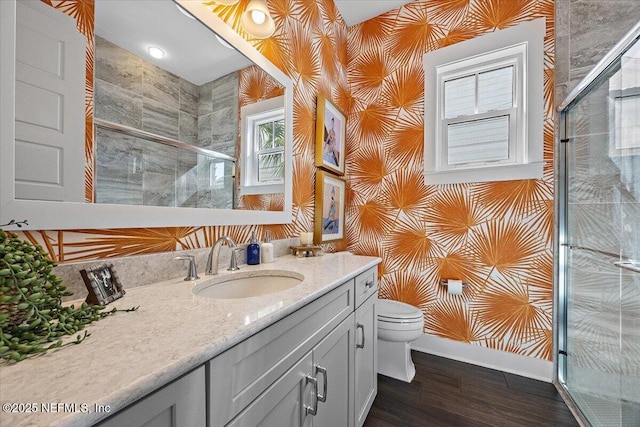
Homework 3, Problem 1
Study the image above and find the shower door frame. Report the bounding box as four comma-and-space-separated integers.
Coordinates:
554, 21, 640, 426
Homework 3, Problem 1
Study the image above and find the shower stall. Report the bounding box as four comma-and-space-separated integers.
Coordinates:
556, 22, 640, 426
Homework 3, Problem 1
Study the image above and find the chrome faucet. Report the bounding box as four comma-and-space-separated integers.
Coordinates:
206, 236, 237, 275
173, 255, 200, 281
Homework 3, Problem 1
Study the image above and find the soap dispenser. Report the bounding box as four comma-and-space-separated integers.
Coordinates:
261, 230, 274, 263
247, 230, 261, 265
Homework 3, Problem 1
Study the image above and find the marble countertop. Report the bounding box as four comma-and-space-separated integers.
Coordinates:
0, 252, 381, 427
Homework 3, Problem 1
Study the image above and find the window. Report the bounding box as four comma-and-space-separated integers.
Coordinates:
241, 96, 285, 195
423, 19, 545, 185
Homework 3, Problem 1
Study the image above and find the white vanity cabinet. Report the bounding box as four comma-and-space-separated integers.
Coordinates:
227, 316, 355, 427
97, 366, 206, 427
96, 266, 378, 427
208, 279, 355, 426
210, 266, 378, 427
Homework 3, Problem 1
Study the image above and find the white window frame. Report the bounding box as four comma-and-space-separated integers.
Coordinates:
423, 18, 545, 185
240, 96, 285, 195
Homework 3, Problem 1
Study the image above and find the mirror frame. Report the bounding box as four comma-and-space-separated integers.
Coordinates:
0, 0, 293, 230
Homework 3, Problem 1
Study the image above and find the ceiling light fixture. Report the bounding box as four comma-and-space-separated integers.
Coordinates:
240, 0, 275, 39
147, 46, 165, 59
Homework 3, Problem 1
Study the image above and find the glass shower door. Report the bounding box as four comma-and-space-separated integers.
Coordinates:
560, 32, 640, 426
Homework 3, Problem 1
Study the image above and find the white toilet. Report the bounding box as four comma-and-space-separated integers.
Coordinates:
377, 299, 424, 383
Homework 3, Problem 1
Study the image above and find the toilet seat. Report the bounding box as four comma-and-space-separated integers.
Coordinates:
377, 299, 423, 322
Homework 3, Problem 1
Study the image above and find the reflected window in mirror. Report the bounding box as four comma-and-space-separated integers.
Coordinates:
241, 96, 285, 196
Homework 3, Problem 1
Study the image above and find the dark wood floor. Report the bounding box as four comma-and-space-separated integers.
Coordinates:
364, 351, 579, 427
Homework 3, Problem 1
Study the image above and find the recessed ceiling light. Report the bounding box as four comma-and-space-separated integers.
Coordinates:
148, 46, 165, 59
241, 0, 275, 39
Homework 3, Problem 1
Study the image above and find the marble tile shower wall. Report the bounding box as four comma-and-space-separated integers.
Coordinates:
555, 0, 640, 104
94, 36, 234, 208
95, 36, 199, 142
198, 72, 238, 158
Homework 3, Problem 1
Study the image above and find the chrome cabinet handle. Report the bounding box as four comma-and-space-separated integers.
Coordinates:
316, 365, 327, 403
305, 375, 318, 416
356, 323, 365, 349
365, 280, 374, 288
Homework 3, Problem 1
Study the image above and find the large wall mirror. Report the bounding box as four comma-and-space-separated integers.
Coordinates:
0, 0, 293, 230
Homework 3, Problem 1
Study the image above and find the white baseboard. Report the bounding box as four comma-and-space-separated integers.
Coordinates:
411, 335, 553, 383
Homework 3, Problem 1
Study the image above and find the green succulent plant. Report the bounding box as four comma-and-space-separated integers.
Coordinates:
0, 229, 137, 363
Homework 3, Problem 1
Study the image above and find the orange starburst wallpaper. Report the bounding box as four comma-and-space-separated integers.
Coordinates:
346, 0, 555, 360
24, 0, 555, 360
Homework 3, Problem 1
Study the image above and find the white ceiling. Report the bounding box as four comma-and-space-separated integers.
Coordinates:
95, 0, 252, 86
94, 0, 413, 85
334, 0, 413, 26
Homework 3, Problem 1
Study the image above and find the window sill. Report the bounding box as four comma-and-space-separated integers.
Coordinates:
241, 183, 284, 195
424, 162, 544, 185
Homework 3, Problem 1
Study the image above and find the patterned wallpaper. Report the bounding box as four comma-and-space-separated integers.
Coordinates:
25, 0, 555, 360
346, 0, 555, 360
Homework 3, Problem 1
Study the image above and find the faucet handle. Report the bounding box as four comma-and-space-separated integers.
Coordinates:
174, 255, 200, 281
228, 248, 244, 271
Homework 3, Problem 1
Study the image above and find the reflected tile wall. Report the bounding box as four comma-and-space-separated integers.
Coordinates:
198, 72, 238, 157
95, 36, 198, 143
95, 128, 143, 205
176, 151, 198, 208
141, 139, 177, 207
94, 36, 236, 209
95, 79, 143, 129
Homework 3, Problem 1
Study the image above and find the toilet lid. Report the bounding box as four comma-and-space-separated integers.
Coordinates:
378, 299, 423, 321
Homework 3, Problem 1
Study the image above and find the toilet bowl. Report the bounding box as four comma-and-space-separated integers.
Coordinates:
377, 299, 424, 383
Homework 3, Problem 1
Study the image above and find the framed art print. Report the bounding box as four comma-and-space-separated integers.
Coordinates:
315, 94, 346, 175
314, 170, 346, 244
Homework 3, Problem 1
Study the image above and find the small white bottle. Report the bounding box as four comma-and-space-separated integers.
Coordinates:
261, 230, 274, 263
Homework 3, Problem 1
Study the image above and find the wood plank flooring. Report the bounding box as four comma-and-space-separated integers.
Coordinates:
364, 351, 579, 427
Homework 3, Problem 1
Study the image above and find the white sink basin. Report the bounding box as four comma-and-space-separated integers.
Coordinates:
192, 270, 304, 299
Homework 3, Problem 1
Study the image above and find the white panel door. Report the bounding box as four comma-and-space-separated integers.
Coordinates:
14, 0, 85, 202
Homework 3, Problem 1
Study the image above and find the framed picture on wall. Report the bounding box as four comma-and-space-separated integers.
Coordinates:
314, 170, 346, 244
315, 94, 346, 175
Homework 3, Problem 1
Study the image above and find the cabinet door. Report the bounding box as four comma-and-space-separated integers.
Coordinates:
97, 366, 205, 427
227, 352, 314, 427
208, 281, 353, 425
354, 295, 377, 427
313, 314, 355, 427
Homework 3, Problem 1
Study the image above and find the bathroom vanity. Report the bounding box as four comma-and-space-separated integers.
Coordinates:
0, 253, 380, 427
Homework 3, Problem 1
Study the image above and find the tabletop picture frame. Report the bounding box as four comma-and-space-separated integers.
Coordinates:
79, 263, 126, 305
314, 170, 346, 244
315, 93, 346, 175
